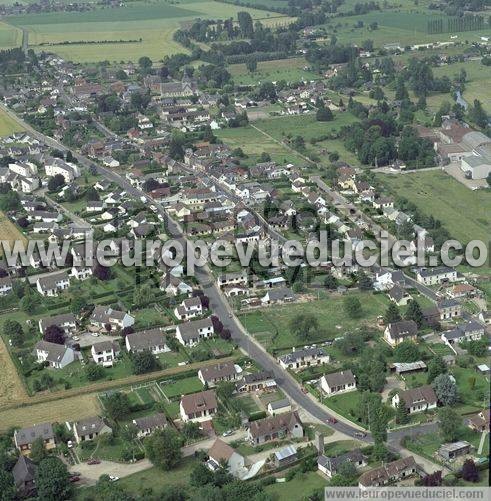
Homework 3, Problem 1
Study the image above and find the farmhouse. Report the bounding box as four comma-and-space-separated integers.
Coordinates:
415, 267, 458, 286
14, 423, 56, 455
125, 329, 170, 354
198, 361, 239, 386
261, 287, 296, 305
180, 390, 218, 422
132, 413, 168, 438
391, 385, 437, 414
441, 320, 485, 345
34, 340, 76, 369
247, 411, 303, 445
437, 298, 462, 320
72, 416, 112, 443
384, 320, 418, 347
358, 456, 417, 489
278, 347, 330, 371
175, 317, 214, 346
320, 370, 357, 396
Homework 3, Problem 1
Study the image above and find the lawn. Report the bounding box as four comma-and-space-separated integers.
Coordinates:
238, 291, 389, 350
0, 107, 24, 137
0, 336, 28, 409
6, 1, 289, 61
322, 390, 364, 424
265, 471, 328, 500
377, 170, 491, 244
160, 376, 203, 399
323, 439, 361, 456
0, 210, 27, 254
451, 366, 489, 409
234, 394, 262, 416
0, 21, 21, 50
229, 57, 319, 86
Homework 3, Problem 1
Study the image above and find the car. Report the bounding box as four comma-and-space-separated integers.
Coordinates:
69, 476, 80, 483
67, 440, 73, 448
109, 475, 119, 482
87, 459, 101, 465
72, 336, 79, 341
354, 432, 366, 438
327, 417, 337, 424
140, 196, 146, 203
222, 430, 233, 437
91, 332, 99, 337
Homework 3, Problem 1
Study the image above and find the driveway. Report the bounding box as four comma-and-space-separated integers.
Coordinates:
381, 375, 405, 402
75, 331, 121, 349
444, 163, 488, 190
70, 459, 152, 487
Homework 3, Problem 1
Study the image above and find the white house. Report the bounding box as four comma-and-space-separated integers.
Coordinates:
320, 370, 356, 396
179, 390, 218, 422
45, 158, 80, 183
35, 340, 76, 369
36, 272, 70, 296
175, 317, 214, 346
391, 386, 437, 414
207, 439, 245, 477
174, 296, 203, 320
91, 341, 120, 367
125, 328, 170, 354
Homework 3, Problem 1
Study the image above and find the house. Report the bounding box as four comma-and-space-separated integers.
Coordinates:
274, 445, 298, 467
198, 361, 239, 387
72, 416, 112, 443
45, 157, 80, 183
318, 449, 366, 478
415, 267, 458, 286
441, 320, 485, 345
236, 370, 276, 392
90, 305, 135, 331
438, 441, 471, 461
247, 411, 303, 445
180, 390, 218, 422
34, 340, 76, 369
448, 284, 476, 299
36, 271, 70, 296
175, 317, 214, 346
388, 285, 411, 306
320, 370, 357, 396
391, 385, 437, 414
373, 269, 405, 291
384, 320, 418, 347
438, 298, 462, 320
358, 456, 417, 489
125, 328, 170, 354
478, 311, 491, 325
207, 439, 245, 476
465, 409, 490, 432
279, 347, 330, 371
0, 276, 13, 296
261, 287, 296, 305
132, 413, 167, 438
14, 423, 56, 455
217, 271, 248, 289
174, 296, 203, 320
91, 341, 120, 367
12, 455, 37, 497
267, 398, 291, 416
38, 313, 76, 335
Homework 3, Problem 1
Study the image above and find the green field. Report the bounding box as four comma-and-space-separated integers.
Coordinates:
0, 107, 24, 137
0, 21, 21, 48
5, 1, 290, 61
238, 292, 389, 350
265, 471, 328, 500
160, 376, 203, 398
377, 170, 491, 244
229, 57, 319, 86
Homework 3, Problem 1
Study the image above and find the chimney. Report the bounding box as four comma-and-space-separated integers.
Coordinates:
315, 431, 324, 455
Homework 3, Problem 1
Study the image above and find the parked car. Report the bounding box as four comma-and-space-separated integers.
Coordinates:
109, 475, 119, 482
69, 476, 80, 483
354, 432, 366, 438
222, 430, 233, 437
87, 459, 101, 465
327, 417, 337, 424
67, 440, 73, 448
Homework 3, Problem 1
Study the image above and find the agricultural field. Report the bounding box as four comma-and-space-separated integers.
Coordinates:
229, 57, 319, 86
238, 291, 389, 351
0, 21, 21, 49
377, 170, 491, 245
4, 0, 291, 61
0, 210, 27, 254
0, 107, 25, 137
0, 336, 28, 410
0, 392, 101, 431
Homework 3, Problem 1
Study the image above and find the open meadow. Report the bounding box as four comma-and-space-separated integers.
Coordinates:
4, 0, 292, 61
0, 21, 21, 49
377, 170, 491, 244
0, 107, 25, 137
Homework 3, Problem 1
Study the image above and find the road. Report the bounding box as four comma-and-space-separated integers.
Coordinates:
1, 103, 447, 472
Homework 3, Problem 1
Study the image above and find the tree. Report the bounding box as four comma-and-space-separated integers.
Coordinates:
138, 56, 152, 70
438, 407, 461, 442
337, 332, 364, 356
47, 174, 65, 192
0, 470, 15, 501
131, 350, 160, 375
20, 292, 39, 314
404, 300, 423, 327
43, 324, 65, 345
461, 459, 479, 483
35, 456, 71, 501
3, 319, 23, 347
421, 470, 442, 486
181, 421, 202, 441
145, 428, 182, 470
105, 392, 130, 421
324, 273, 338, 290
245, 55, 257, 73
289, 313, 319, 340
427, 355, 447, 383
384, 303, 401, 324
393, 340, 421, 362
432, 373, 458, 406
85, 187, 100, 201
71, 295, 88, 314
84, 363, 105, 381
337, 460, 358, 480
343, 296, 362, 318
93, 475, 133, 501
93, 264, 112, 281
357, 271, 372, 290
216, 381, 236, 402
133, 284, 154, 308
30, 436, 47, 463
316, 106, 334, 121
190, 462, 214, 487
468, 99, 488, 128
395, 397, 409, 424
237, 11, 254, 38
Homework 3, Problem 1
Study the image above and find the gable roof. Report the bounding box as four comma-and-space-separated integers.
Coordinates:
208, 438, 236, 462
398, 385, 437, 408
35, 340, 72, 363
14, 422, 54, 446
126, 328, 167, 350
322, 370, 356, 388
73, 416, 110, 437
199, 361, 237, 382
133, 412, 167, 431
358, 456, 416, 487
180, 390, 217, 415
12, 455, 37, 488
388, 320, 418, 339
248, 411, 302, 439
